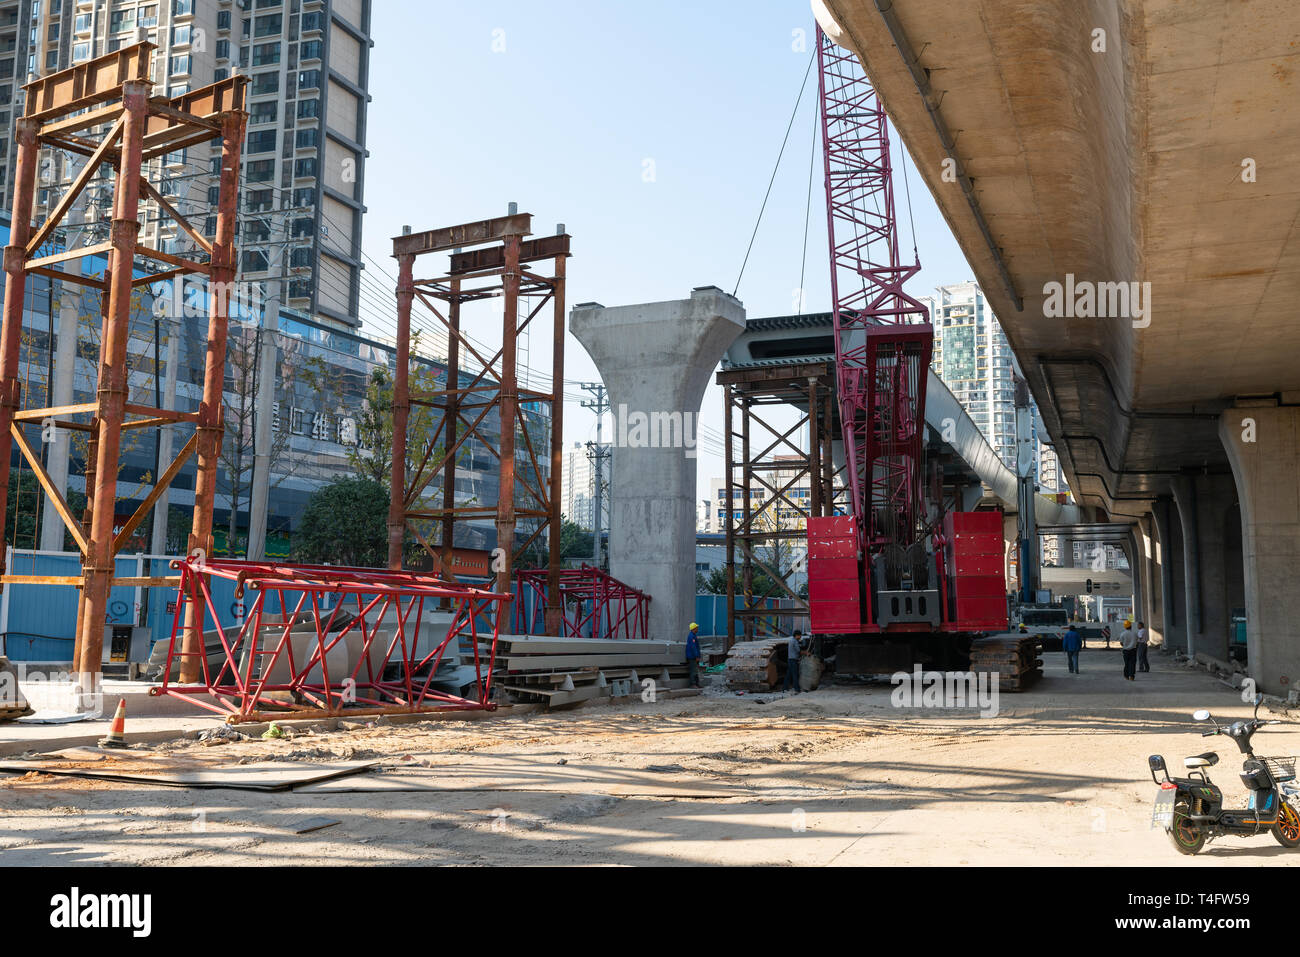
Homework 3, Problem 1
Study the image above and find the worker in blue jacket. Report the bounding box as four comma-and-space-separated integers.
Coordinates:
685, 623, 702, 687
1062, 622, 1083, 674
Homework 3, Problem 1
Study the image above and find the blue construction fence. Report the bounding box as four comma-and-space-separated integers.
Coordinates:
0, 549, 242, 662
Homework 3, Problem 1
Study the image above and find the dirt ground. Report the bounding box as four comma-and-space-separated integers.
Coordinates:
2, 646, 1298, 866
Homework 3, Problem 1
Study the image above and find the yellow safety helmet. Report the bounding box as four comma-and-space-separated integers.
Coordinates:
689, 622, 699, 631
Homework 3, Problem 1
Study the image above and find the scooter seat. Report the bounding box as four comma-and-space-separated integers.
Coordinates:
1184, 752, 1220, 768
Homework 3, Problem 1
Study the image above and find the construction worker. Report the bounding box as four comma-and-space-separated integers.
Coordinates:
1120, 620, 1138, 680
784, 629, 803, 694
1136, 620, 1150, 673
685, 623, 702, 688
1062, 622, 1083, 674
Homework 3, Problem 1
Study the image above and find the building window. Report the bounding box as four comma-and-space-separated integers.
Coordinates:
172, 25, 191, 46
246, 130, 276, 154
173, 0, 194, 16
296, 97, 319, 119
252, 42, 280, 67
254, 13, 282, 37
298, 69, 320, 90
250, 100, 276, 124
290, 247, 312, 268
71, 43, 89, 63
139, 5, 158, 27
252, 72, 279, 95
74, 12, 91, 31
291, 217, 313, 238
300, 40, 322, 60
293, 158, 317, 179
109, 9, 135, 32
289, 279, 311, 299
294, 128, 318, 149
246, 189, 273, 212
169, 54, 191, 76
246, 159, 275, 182
242, 249, 269, 272
293, 187, 315, 208
302, 11, 322, 32
214, 67, 230, 82
217, 10, 231, 31
216, 39, 230, 60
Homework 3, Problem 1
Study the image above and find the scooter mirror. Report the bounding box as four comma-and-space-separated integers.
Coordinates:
1193, 709, 1211, 721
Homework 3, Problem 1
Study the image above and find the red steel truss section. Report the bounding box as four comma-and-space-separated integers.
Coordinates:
816, 26, 933, 561
152, 558, 511, 723
514, 565, 650, 641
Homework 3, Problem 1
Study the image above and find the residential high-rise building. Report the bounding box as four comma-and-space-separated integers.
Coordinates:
0, 0, 372, 330
561, 440, 595, 530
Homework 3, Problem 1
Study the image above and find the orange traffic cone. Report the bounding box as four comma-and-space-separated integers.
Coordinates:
98, 698, 129, 749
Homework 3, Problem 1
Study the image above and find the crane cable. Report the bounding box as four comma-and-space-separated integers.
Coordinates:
732, 49, 817, 299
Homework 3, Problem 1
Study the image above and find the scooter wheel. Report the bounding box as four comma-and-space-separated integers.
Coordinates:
1168, 800, 1205, 855
1272, 800, 1300, 848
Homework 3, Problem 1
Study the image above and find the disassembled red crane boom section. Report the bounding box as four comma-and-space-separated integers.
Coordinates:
806, 26, 1006, 650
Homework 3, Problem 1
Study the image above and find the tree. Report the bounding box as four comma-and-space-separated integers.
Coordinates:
292, 476, 390, 567
219, 322, 299, 558
559, 518, 594, 563
703, 564, 783, 599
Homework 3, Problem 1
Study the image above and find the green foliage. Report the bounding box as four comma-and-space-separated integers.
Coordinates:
292, 476, 391, 568
4, 471, 43, 549
559, 518, 594, 562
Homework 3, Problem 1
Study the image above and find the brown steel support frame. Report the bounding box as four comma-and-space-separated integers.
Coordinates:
0, 43, 248, 690
388, 215, 569, 634
718, 363, 840, 649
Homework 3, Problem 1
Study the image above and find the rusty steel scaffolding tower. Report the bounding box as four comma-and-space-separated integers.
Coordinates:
718, 360, 844, 649
388, 212, 568, 634
0, 43, 247, 687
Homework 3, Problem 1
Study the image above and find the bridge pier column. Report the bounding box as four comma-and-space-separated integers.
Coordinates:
1172, 472, 1236, 662
1138, 514, 1164, 647
1220, 401, 1300, 696
1152, 496, 1185, 651
570, 287, 745, 641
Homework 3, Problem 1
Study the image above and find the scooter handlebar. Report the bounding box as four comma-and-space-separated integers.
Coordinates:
1202, 729, 1219, 736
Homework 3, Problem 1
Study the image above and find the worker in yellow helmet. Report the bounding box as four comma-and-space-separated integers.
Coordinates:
685, 623, 701, 687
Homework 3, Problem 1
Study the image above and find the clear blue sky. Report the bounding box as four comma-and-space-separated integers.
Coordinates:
358, 0, 975, 500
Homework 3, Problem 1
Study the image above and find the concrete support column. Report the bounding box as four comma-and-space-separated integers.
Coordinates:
1152, 495, 1186, 652
39, 293, 80, 551
571, 287, 745, 640
1220, 401, 1300, 695
1139, 514, 1164, 646
1171, 472, 1236, 662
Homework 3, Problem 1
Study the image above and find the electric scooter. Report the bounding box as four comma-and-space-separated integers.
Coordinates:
1148, 693, 1300, 855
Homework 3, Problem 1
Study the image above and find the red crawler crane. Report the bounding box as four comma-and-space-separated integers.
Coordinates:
805, 25, 1007, 672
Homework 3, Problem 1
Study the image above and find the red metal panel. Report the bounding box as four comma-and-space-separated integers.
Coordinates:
809, 536, 858, 560
955, 597, 1009, 624
807, 556, 860, 581
810, 515, 857, 538
951, 552, 1004, 576
808, 577, 859, 603
955, 575, 1006, 599
949, 510, 1004, 536
810, 600, 861, 631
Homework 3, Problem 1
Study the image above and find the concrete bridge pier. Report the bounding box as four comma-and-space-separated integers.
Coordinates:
1152, 497, 1186, 652
570, 287, 745, 641
1220, 401, 1300, 695
1137, 514, 1165, 646
1172, 472, 1238, 662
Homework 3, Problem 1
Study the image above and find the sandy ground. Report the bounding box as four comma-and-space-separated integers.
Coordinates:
2, 646, 1298, 866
